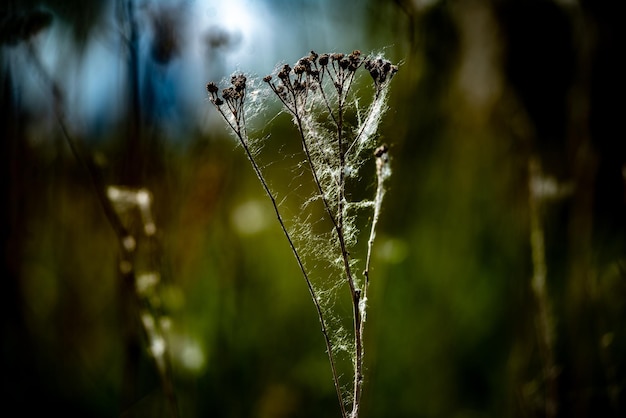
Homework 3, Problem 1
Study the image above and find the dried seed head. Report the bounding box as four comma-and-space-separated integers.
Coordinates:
297, 57, 312, 74
278, 64, 291, 80
212, 97, 223, 106
347, 50, 362, 72
318, 53, 329, 66
231, 74, 247, 92
294, 64, 306, 75
263, 74, 272, 83
365, 57, 398, 87
309, 50, 318, 62
331, 53, 344, 61
374, 144, 389, 158
206, 82, 218, 94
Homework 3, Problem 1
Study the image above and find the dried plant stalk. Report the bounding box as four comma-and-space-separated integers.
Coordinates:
207, 50, 397, 418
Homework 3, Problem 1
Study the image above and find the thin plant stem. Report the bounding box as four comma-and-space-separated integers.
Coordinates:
528, 157, 558, 418
281, 65, 362, 416
364, 145, 389, 282
208, 85, 347, 418
335, 79, 365, 418
208, 53, 397, 418
239, 129, 347, 418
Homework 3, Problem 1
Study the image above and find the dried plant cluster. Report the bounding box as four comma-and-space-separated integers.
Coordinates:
207, 50, 397, 418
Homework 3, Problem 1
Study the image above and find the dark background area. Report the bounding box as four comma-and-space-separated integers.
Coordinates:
2, 0, 625, 417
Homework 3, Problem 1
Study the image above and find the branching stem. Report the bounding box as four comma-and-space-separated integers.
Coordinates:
209, 89, 347, 418
208, 52, 397, 418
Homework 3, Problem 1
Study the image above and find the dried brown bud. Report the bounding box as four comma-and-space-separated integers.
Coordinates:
347, 50, 362, 71
374, 144, 389, 158
297, 57, 312, 74
206, 82, 218, 94
319, 54, 329, 66
263, 75, 272, 83
365, 57, 397, 85
231, 74, 247, 92
278, 64, 291, 80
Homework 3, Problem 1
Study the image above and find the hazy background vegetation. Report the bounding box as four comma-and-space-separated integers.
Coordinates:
2, 0, 625, 417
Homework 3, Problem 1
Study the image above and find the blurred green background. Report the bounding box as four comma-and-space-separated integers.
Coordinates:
2, 0, 625, 417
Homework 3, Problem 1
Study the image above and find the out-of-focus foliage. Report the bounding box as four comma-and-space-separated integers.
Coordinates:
1, 0, 625, 417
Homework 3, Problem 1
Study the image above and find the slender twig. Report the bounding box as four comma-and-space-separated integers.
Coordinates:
208, 80, 347, 418
238, 126, 347, 418
331, 65, 366, 418
272, 61, 362, 417
207, 52, 397, 418
267, 60, 359, 302
364, 145, 390, 282
528, 157, 558, 418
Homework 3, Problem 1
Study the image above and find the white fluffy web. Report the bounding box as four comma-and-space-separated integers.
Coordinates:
207, 50, 396, 416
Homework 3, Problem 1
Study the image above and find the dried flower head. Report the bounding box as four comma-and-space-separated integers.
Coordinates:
278, 64, 291, 80
374, 144, 389, 158
231, 74, 247, 92
364, 57, 398, 91
347, 50, 362, 72
205, 50, 399, 418
206, 82, 219, 94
